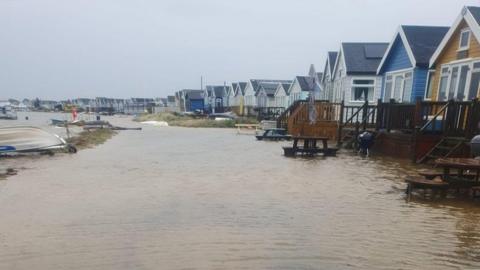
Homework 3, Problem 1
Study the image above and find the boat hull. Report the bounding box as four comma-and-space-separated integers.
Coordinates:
0, 127, 67, 153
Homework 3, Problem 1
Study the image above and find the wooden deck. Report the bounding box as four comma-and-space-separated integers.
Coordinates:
279, 99, 480, 161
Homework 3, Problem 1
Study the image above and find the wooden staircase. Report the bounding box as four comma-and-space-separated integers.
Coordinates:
276, 100, 303, 130
337, 100, 377, 149
416, 137, 468, 164
414, 99, 479, 164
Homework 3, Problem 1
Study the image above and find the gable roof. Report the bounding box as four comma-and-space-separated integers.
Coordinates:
183, 89, 204, 100
248, 79, 293, 93
430, 6, 480, 67
322, 52, 337, 83
281, 83, 292, 93
231, 83, 238, 94
468, 6, 480, 25
403, 26, 449, 67
256, 82, 280, 96
274, 83, 290, 96
341, 42, 389, 75
328, 51, 338, 74
378, 25, 449, 73
238, 82, 247, 95
316, 72, 323, 83
295, 76, 316, 92
205, 85, 229, 98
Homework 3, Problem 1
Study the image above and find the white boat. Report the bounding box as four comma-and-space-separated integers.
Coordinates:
0, 126, 74, 154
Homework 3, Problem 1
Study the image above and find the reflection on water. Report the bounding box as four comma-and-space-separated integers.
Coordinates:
0, 115, 480, 270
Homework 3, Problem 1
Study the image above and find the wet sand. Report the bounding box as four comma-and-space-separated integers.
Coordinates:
1, 116, 480, 269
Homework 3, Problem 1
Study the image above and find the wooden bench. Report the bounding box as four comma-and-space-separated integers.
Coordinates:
235, 124, 260, 135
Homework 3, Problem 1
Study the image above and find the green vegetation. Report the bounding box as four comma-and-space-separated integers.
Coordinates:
67, 128, 117, 150
135, 112, 259, 128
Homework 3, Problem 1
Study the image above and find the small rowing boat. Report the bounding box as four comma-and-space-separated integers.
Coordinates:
0, 126, 75, 154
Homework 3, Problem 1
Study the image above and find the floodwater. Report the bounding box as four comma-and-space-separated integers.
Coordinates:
1, 114, 480, 270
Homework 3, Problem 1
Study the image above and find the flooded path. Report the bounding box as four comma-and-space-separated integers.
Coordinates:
1, 119, 480, 269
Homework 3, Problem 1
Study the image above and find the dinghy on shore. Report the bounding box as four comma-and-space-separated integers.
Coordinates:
0, 126, 76, 154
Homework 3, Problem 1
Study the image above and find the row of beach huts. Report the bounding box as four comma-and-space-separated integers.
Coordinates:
174, 6, 480, 117
175, 6, 480, 163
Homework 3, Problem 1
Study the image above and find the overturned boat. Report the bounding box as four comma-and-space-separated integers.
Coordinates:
0, 126, 76, 154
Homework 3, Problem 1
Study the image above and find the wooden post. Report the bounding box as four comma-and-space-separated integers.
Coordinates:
412, 98, 423, 163
354, 121, 360, 150
467, 98, 479, 139
445, 99, 455, 135
387, 99, 395, 133
375, 98, 382, 131
337, 100, 345, 146
362, 100, 368, 131
413, 97, 422, 129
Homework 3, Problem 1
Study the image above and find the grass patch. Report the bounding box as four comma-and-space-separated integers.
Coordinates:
135, 112, 259, 128
67, 128, 117, 150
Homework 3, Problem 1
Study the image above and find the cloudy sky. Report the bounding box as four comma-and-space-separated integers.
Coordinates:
1, 0, 479, 100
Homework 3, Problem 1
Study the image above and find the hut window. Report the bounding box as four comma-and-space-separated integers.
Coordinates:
447, 66, 459, 100
425, 72, 435, 99
393, 76, 404, 102
402, 72, 413, 102
383, 71, 412, 103
384, 76, 393, 102
438, 67, 450, 101
459, 29, 471, 50
351, 79, 375, 102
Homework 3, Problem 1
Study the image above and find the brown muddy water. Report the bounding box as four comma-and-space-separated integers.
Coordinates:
1, 115, 480, 270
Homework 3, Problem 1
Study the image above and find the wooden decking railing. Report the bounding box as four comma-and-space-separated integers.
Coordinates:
276, 100, 303, 129
277, 98, 480, 140
286, 101, 342, 138
290, 101, 341, 124
416, 99, 480, 138
376, 100, 416, 132
341, 101, 377, 129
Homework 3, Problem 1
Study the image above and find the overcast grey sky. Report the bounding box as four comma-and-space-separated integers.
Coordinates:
1, 0, 479, 100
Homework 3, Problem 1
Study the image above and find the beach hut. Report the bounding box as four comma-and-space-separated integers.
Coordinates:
321, 51, 338, 101
243, 79, 292, 115
177, 89, 204, 112
226, 83, 238, 108
331, 42, 388, 106
428, 6, 480, 101
256, 82, 280, 109
274, 82, 292, 108
287, 76, 317, 105
308, 64, 324, 100
231, 82, 246, 115
204, 85, 229, 113
377, 26, 449, 103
